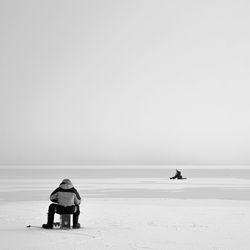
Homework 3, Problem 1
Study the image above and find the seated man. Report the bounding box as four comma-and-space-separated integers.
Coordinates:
42, 179, 81, 229
170, 169, 184, 180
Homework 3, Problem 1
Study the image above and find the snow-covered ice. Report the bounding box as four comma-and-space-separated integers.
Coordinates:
1, 166, 250, 250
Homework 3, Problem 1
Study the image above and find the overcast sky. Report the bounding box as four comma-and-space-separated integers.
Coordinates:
0, 0, 250, 165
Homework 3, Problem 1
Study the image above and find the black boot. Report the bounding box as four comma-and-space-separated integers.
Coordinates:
73, 214, 80, 229
42, 213, 54, 229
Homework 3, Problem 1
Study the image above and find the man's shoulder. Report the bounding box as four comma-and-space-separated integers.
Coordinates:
71, 187, 80, 194
51, 186, 80, 197
58, 187, 79, 193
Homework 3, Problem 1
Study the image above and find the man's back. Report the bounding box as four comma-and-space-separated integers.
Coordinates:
50, 179, 81, 206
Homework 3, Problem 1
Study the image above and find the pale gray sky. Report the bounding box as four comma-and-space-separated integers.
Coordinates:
1, 0, 250, 165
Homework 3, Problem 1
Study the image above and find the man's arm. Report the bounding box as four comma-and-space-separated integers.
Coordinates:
73, 188, 81, 205
50, 188, 59, 202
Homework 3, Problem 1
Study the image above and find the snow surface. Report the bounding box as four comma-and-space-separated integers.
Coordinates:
1, 167, 250, 250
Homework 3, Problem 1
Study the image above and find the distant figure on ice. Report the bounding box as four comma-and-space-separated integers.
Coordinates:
42, 179, 81, 229
170, 169, 185, 180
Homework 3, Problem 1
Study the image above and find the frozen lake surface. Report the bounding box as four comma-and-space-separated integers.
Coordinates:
1, 167, 250, 202
1, 166, 250, 250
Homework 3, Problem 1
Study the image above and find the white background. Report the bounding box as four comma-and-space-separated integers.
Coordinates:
1, 0, 250, 165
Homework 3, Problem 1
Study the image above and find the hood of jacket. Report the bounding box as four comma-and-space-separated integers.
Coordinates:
59, 179, 73, 189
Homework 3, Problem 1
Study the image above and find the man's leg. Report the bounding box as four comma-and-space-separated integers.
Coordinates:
42, 203, 57, 229
73, 205, 80, 228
